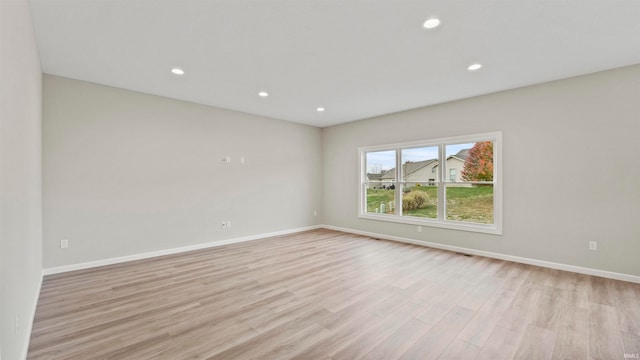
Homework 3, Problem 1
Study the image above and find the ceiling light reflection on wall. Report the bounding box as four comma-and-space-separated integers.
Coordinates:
171, 68, 185, 75
467, 63, 482, 71
316, 107, 325, 112
258, 91, 269, 97
423, 18, 441, 29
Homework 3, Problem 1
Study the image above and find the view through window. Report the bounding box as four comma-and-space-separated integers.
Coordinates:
361, 132, 501, 234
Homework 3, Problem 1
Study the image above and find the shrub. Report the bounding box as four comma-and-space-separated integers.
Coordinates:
412, 191, 428, 208
402, 196, 416, 211
402, 191, 429, 211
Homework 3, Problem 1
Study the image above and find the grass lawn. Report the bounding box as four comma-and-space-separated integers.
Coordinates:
366, 185, 493, 224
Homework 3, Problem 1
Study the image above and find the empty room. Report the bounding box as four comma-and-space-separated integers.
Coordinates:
2, 0, 640, 359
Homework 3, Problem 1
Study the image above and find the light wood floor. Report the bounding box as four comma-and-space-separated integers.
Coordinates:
28, 229, 640, 359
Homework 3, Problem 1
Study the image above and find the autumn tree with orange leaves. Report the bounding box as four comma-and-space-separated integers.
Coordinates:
461, 141, 493, 182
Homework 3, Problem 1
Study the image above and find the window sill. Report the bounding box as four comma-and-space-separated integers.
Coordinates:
358, 213, 502, 235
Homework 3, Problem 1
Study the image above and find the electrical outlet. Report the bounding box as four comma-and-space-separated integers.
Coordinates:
313, 210, 317, 217
589, 241, 597, 251
417, 226, 422, 233
226, 221, 231, 228
221, 222, 227, 229
60, 239, 69, 248
221, 156, 231, 163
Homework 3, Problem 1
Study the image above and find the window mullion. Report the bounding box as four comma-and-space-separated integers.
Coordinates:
395, 148, 403, 216
438, 144, 446, 221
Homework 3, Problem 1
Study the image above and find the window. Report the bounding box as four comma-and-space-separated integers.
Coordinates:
359, 132, 502, 234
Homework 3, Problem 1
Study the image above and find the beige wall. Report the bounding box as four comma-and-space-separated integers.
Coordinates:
42, 75, 323, 268
323, 64, 640, 277
0, 0, 43, 358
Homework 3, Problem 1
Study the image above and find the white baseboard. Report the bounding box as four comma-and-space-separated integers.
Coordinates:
41, 223, 639, 284
322, 225, 640, 284
43, 225, 322, 276
20, 270, 43, 360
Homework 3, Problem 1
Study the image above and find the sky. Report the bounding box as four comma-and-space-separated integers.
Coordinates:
366, 143, 473, 174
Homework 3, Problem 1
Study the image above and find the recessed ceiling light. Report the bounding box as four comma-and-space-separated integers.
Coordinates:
423, 18, 441, 29
171, 67, 185, 75
316, 107, 325, 112
467, 63, 482, 71
258, 91, 269, 97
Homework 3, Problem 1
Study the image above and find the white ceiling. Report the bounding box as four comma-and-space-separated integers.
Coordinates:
29, 0, 640, 127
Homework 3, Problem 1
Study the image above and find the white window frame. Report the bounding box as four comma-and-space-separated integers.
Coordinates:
358, 131, 502, 235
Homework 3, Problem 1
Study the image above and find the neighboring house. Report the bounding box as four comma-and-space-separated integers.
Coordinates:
403, 159, 439, 184
380, 159, 439, 186
454, 148, 470, 160
366, 173, 383, 182
433, 149, 470, 183
366, 172, 393, 189
369, 149, 471, 187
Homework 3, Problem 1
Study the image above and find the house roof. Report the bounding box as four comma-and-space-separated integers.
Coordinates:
380, 159, 438, 180
454, 148, 470, 160
433, 148, 470, 168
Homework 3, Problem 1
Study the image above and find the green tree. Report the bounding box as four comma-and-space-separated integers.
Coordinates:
461, 141, 493, 182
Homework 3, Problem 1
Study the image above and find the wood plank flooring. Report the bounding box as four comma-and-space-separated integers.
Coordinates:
28, 229, 640, 359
